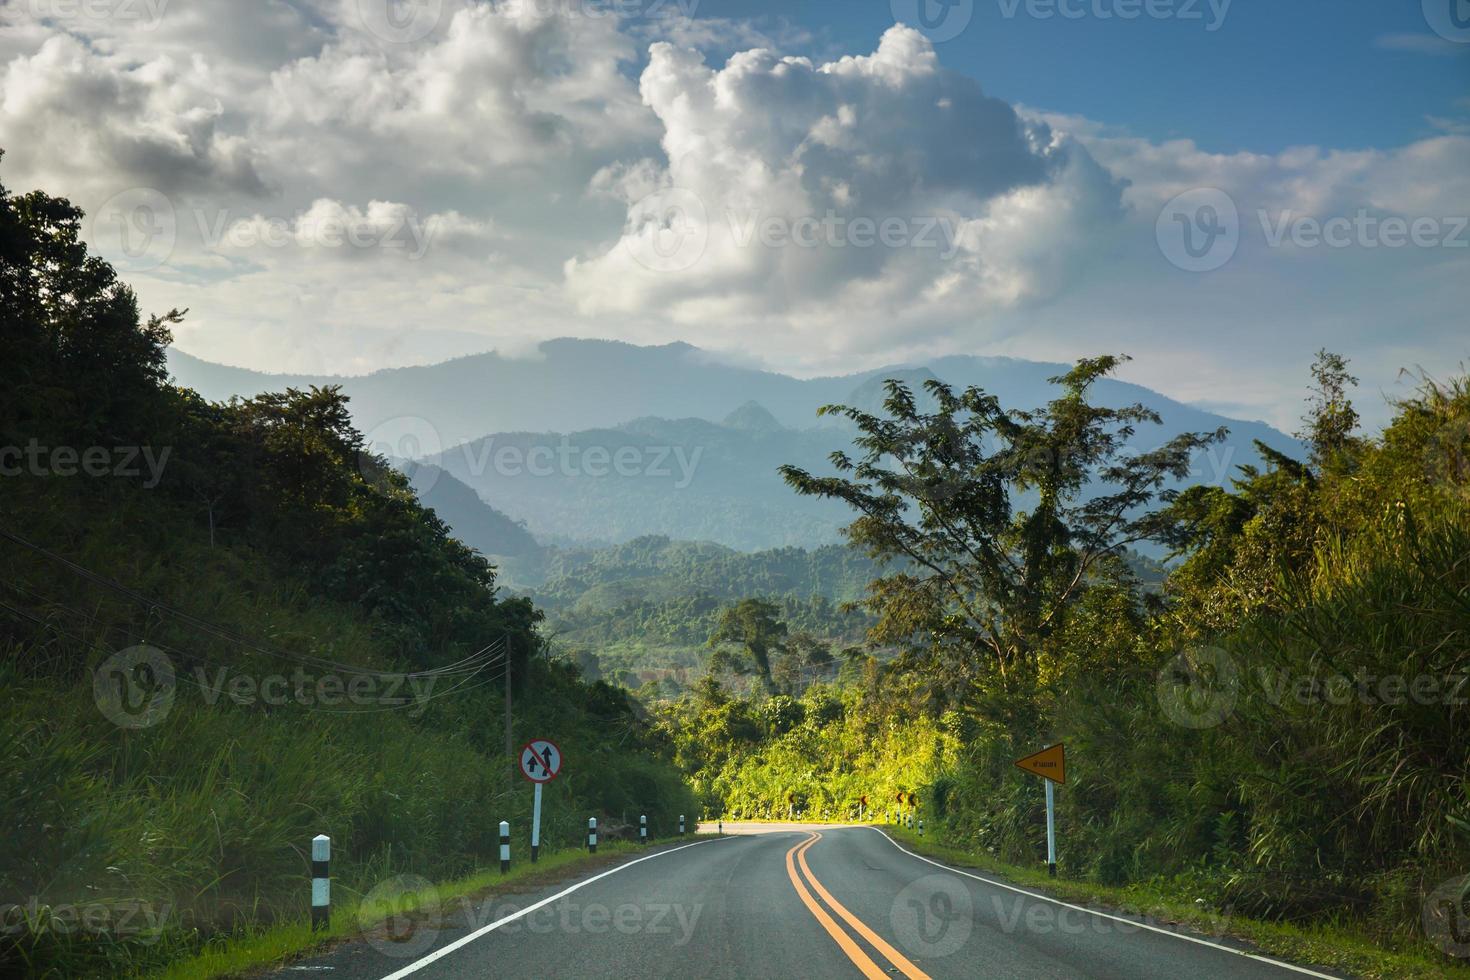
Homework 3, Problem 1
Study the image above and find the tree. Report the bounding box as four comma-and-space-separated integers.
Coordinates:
772, 631, 834, 694
780, 356, 1226, 696
0, 148, 181, 449
707, 598, 787, 692
1299, 349, 1359, 467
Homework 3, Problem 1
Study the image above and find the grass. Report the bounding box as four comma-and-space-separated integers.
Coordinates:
884, 827, 1470, 980
146, 835, 710, 980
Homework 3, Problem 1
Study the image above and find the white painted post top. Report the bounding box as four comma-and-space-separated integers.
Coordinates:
499, 821, 510, 834
589, 817, 597, 827
312, 835, 331, 861
640, 814, 647, 822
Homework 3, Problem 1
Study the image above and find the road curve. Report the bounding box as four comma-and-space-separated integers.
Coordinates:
270, 825, 1347, 979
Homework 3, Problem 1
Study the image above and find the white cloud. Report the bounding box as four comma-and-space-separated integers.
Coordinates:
0, 5, 1464, 430
565, 27, 1127, 359
0, 33, 266, 199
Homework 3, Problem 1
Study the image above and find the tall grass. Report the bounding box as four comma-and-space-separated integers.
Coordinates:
0, 480, 695, 978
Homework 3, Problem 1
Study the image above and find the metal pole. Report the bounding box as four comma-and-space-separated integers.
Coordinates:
531, 782, 543, 863
1045, 778, 1057, 877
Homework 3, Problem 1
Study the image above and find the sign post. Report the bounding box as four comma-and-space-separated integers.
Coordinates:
1014, 743, 1066, 877
519, 739, 563, 863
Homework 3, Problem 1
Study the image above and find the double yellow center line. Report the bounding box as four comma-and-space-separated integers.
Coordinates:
783, 833, 932, 980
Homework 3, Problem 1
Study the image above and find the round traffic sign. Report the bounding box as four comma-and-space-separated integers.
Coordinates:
519, 739, 563, 783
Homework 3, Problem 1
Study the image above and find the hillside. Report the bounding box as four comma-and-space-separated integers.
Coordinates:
430, 414, 855, 550
172, 342, 1301, 553
404, 461, 541, 558
0, 161, 695, 977
167, 342, 1296, 455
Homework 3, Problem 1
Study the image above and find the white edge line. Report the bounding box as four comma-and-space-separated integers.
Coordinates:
378, 836, 736, 980
871, 829, 1341, 980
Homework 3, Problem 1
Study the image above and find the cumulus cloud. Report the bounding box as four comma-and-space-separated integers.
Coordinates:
0, 33, 266, 199
261, 2, 655, 180
0, 4, 1464, 427
565, 27, 1127, 356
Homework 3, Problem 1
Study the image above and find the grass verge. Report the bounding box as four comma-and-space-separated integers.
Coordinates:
147, 836, 710, 980
883, 827, 1470, 980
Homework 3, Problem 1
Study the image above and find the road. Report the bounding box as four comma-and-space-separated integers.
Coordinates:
274, 824, 1344, 979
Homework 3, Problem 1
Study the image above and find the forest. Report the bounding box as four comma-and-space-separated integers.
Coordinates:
0, 156, 695, 977
5, 145, 1468, 975
651, 349, 1470, 958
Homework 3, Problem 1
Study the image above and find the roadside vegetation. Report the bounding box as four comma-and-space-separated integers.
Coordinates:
0, 157, 695, 977
652, 351, 1470, 969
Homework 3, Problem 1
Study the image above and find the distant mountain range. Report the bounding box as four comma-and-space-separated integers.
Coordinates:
168, 338, 1303, 554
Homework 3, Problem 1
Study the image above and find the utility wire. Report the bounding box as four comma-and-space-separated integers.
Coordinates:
0, 527, 507, 679
1, 593, 512, 715
1, 575, 506, 681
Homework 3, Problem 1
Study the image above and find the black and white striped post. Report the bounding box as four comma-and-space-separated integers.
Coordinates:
587, 817, 598, 854
718, 819, 723, 835
919, 818, 925, 836
310, 834, 330, 931
679, 814, 685, 836
499, 820, 511, 874
639, 814, 647, 844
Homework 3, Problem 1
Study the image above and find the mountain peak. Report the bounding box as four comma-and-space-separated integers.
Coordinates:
722, 400, 785, 432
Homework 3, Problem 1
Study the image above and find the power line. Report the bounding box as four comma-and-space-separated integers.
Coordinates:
0, 526, 506, 679
1, 574, 506, 683
1, 590, 513, 715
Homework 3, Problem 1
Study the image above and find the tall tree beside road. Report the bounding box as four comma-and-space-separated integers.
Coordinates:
781, 356, 1225, 709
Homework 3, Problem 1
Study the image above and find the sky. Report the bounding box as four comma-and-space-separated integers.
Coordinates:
1, 0, 1466, 431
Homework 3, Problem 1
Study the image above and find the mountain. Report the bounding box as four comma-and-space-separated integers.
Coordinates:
403, 462, 541, 559
722, 400, 785, 433
429, 413, 854, 551
168, 339, 1297, 454
169, 338, 1303, 552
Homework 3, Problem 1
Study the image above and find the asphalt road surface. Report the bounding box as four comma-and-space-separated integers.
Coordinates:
273, 824, 1345, 979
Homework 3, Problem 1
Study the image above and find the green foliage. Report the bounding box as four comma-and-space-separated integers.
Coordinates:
0, 157, 695, 977
707, 598, 787, 691
521, 536, 875, 693
659, 353, 1470, 959
781, 357, 1224, 690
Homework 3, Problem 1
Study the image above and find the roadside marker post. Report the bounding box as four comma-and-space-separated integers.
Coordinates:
310, 834, 330, 931
518, 739, 563, 865
1014, 743, 1066, 878
919, 818, 924, 836
499, 821, 511, 874
679, 814, 685, 835
588, 817, 598, 853
640, 814, 648, 843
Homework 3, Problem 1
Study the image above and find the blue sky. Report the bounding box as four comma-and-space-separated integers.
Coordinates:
1, 0, 1465, 431
698, 0, 1470, 152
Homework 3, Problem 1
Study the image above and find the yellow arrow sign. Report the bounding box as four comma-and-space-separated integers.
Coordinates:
1014, 743, 1065, 785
